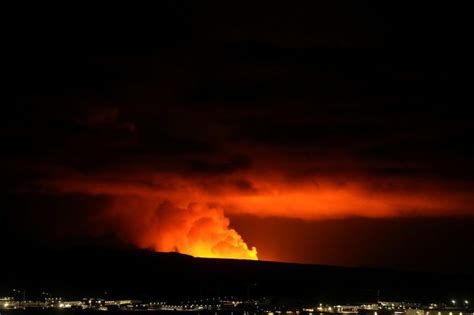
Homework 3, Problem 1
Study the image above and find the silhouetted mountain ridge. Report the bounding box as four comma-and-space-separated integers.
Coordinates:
2, 246, 473, 302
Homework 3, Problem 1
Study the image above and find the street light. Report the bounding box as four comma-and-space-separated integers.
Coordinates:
451, 300, 456, 305
464, 300, 469, 305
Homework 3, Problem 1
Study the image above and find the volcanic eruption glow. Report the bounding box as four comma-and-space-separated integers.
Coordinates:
39, 168, 474, 261
137, 201, 258, 260
90, 196, 258, 260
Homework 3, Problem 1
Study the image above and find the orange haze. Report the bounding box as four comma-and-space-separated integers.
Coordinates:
42, 169, 474, 260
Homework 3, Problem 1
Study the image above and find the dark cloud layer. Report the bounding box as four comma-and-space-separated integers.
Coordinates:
3, 2, 474, 270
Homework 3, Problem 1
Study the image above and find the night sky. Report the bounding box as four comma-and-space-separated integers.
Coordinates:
4, 2, 474, 273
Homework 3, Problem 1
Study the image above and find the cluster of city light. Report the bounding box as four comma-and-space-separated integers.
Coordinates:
1, 292, 472, 314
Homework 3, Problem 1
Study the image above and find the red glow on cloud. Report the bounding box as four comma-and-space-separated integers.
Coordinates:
103, 199, 258, 260
41, 168, 474, 261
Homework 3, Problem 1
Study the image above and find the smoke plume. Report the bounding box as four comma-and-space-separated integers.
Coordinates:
100, 198, 258, 260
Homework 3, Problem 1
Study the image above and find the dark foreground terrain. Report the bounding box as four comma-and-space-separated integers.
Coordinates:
2, 245, 473, 302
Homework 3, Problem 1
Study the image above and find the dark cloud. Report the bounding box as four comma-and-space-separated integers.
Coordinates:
188, 155, 252, 175
232, 179, 259, 194
0, 192, 111, 243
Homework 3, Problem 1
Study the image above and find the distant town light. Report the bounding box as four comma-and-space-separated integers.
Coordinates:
452, 300, 456, 305
464, 300, 469, 304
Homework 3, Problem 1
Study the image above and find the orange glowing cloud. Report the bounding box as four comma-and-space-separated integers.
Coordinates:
222, 178, 473, 219
40, 167, 474, 260
103, 199, 258, 260
45, 171, 474, 218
